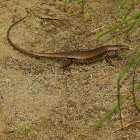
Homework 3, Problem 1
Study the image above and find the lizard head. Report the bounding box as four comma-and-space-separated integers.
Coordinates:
106, 45, 129, 56
118, 45, 129, 51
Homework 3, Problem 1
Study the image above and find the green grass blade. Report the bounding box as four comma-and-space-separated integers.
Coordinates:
123, 0, 126, 21
93, 51, 140, 131
132, 44, 140, 57
77, 0, 82, 6
62, 0, 66, 4
132, 58, 140, 110
135, 84, 140, 91
118, 51, 140, 128
116, 18, 140, 45
126, 15, 140, 33
126, 22, 136, 33
116, 0, 121, 24
123, 0, 139, 21
93, 94, 130, 131
96, 13, 140, 39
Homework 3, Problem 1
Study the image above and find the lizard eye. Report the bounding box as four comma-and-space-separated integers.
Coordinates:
115, 49, 120, 53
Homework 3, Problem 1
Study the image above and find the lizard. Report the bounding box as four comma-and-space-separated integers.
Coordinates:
7, 13, 129, 68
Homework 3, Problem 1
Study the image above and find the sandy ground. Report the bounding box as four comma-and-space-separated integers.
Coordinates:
0, 0, 140, 139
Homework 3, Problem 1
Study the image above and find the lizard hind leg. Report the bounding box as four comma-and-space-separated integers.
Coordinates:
105, 57, 115, 66
58, 59, 72, 75
60, 59, 72, 70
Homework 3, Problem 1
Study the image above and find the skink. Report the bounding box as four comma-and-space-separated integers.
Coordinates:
7, 14, 129, 68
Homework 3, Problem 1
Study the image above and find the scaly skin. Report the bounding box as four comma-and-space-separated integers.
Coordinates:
7, 13, 129, 68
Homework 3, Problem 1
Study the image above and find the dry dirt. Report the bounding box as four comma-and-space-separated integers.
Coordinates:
0, 0, 140, 139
